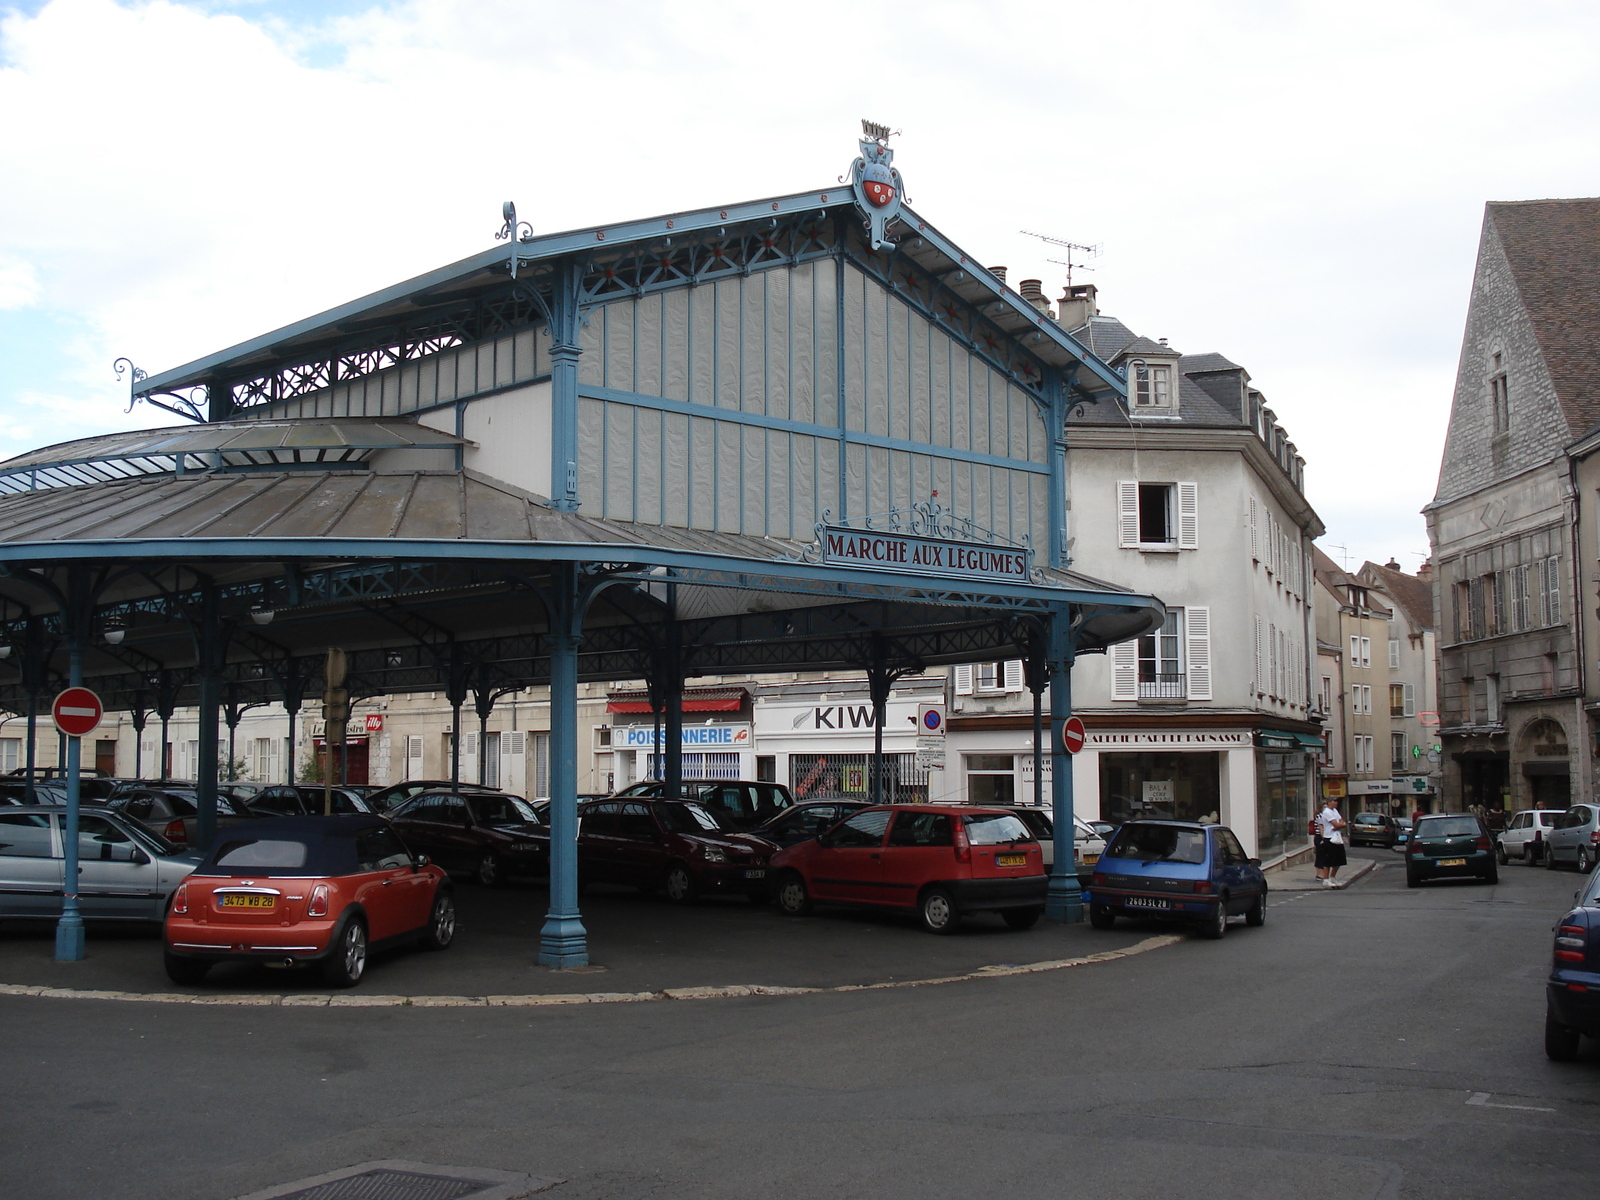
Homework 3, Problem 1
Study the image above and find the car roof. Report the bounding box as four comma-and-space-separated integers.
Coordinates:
1117, 819, 1214, 831
212, 815, 388, 838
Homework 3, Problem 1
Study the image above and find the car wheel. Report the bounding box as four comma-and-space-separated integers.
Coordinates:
1483, 866, 1499, 885
1406, 868, 1421, 888
163, 951, 210, 986
1545, 1009, 1582, 1062
664, 861, 699, 905
1201, 897, 1229, 940
1525, 845, 1540, 866
1495, 843, 1507, 866
918, 887, 960, 935
320, 918, 367, 988
1545, 846, 1560, 870
473, 853, 503, 888
1579, 847, 1593, 874
1088, 903, 1115, 930
775, 871, 811, 916
1245, 891, 1267, 927
1002, 906, 1042, 931
419, 889, 455, 951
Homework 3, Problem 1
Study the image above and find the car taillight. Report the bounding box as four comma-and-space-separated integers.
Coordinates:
164, 820, 187, 844
1556, 949, 1585, 962
1408, 843, 1422, 855
953, 824, 971, 863
1193, 881, 1213, 894
1590, 830, 1600, 845
1475, 837, 1491, 851
1556, 924, 1587, 961
171, 885, 187, 915
306, 884, 330, 917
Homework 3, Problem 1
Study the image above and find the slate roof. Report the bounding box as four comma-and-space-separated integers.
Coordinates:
1068, 316, 1140, 360
1360, 561, 1434, 631
1063, 318, 1247, 429
1489, 199, 1600, 437
1181, 352, 1244, 375
1111, 335, 1180, 361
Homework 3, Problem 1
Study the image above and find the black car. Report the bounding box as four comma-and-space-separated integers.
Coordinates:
1547, 864, 1600, 1060
387, 790, 547, 886
363, 779, 501, 814
1404, 813, 1498, 886
1348, 811, 1402, 848
616, 780, 795, 830
747, 800, 872, 849
251, 784, 386, 818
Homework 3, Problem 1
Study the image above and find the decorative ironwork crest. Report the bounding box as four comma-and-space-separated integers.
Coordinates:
848, 120, 904, 251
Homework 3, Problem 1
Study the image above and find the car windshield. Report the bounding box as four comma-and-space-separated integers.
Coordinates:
963, 813, 1034, 845
211, 838, 309, 873
658, 802, 727, 833
1107, 824, 1208, 864
1416, 817, 1479, 838
470, 794, 540, 825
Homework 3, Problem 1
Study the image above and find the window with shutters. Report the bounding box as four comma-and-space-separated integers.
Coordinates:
1254, 615, 1266, 696
1136, 611, 1185, 698
1115, 607, 1210, 701
1391, 732, 1407, 772
405, 734, 424, 779
532, 732, 550, 798
1390, 684, 1405, 717
1117, 481, 1198, 550
1402, 682, 1415, 716
1542, 556, 1562, 625
975, 661, 1024, 694
953, 664, 974, 696
1388, 639, 1400, 670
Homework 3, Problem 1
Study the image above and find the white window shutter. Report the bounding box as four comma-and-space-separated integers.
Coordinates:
462, 731, 477, 756
507, 730, 526, 755
1112, 640, 1137, 700
1003, 660, 1025, 692
1249, 498, 1258, 561
1185, 606, 1212, 699
1254, 615, 1264, 695
1268, 623, 1278, 699
1117, 481, 1140, 548
954, 665, 974, 695
1403, 683, 1415, 717
1177, 482, 1199, 549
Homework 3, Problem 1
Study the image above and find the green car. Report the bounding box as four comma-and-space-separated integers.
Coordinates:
1405, 814, 1498, 887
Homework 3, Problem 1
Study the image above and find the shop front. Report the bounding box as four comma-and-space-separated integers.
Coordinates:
754, 680, 941, 804
1256, 730, 1318, 864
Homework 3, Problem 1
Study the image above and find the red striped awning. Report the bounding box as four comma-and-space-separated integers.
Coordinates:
607, 687, 748, 714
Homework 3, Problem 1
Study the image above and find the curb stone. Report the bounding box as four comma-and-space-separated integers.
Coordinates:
0, 933, 1183, 1010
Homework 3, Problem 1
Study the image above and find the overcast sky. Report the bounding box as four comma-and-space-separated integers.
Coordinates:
3, 0, 1599, 573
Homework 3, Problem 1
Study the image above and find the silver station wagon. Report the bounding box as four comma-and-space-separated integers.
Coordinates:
0, 805, 201, 922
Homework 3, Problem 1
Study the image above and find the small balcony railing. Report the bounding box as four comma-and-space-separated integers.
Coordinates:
1138, 673, 1187, 700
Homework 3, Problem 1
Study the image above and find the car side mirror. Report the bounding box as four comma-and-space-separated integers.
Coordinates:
816, 833, 834, 848
131, 848, 150, 866
1248, 857, 1261, 867
415, 854, 429, 868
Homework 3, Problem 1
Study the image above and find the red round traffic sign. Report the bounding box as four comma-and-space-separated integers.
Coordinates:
52, 687, 104, 738
1061, 716, 1087, 755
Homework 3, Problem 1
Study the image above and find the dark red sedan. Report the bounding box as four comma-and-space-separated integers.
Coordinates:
578, 798, 774, 903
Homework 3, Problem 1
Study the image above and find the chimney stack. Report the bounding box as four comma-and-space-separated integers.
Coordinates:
1018, 279, 1051, 315
1416, 559, 1433, 581
989, 266, 1007, 284
1385, 558, 1402, 571
1055, 283, 1098, 330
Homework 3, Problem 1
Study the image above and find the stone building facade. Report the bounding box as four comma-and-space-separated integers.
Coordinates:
1426, 199, 1600, 815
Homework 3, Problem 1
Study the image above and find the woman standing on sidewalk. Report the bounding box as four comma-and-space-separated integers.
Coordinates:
1315, 796, 1347, 887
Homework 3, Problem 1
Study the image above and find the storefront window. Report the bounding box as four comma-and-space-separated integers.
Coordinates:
1098, 752, 1221, 825
1256, 750, 1311, 861
789, 753, 927, 803
965, 754, 1016, 805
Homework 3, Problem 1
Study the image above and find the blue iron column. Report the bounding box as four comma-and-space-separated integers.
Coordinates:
54, 571, 88, 961
539, 562, 588, 967
1045, 368, 1071, 571
548, 262, 583, 513
1045, 604, 1082, 923
193, 585, 223, 850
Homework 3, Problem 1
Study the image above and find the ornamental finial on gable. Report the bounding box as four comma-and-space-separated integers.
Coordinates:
850, 120, 904, 251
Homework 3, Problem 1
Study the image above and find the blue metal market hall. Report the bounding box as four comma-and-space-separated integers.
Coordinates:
0, 127, 1161, 967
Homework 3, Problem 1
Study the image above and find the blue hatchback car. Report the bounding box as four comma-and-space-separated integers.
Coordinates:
1546, 863, 1600, 1060
1087, 820, 1268, 939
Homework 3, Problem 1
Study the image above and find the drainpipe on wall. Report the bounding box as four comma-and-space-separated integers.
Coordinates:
1565, 452, 1588, 805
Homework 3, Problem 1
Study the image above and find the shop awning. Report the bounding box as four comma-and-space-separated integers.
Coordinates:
1260, 730, 1324, 750
607, 687, 748, 714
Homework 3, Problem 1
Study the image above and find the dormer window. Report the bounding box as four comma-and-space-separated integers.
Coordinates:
1130, 360, 1172, 409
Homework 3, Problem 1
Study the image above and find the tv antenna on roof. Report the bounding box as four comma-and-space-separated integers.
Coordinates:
1020, 230, 1102, 286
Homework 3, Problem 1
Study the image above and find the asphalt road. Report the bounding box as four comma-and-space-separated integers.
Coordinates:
3, 847, 1596, 1200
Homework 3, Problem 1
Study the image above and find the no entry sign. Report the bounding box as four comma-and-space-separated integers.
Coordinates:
1060, 716, 1086, 756
52, 687, 104, 738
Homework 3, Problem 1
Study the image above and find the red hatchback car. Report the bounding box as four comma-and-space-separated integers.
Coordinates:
769, 805, 1047, 933
163, 815, 454, 988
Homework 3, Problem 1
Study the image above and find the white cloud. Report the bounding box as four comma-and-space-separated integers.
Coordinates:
4, 0, 1600, 565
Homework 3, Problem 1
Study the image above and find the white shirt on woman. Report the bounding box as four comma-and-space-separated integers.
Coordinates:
1316, 805, 1345, 844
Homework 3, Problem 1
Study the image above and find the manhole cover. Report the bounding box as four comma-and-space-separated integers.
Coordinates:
273, 1169, 483, 1200
232, 1159, 556, 1200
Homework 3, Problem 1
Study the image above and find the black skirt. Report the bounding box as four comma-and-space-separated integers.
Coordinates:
1315, 840, 1347, 868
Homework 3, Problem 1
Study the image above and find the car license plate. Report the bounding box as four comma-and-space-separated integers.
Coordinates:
996, 853, 1027, 867
743, 869, 766, 879
1082, 853, 1099, 865
1438, 857, 1467, 867
220, 894, 274, 909
1126, 896, 1169, 910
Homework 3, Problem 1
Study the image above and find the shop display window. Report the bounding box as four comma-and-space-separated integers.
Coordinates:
1098, 752, 1220, 825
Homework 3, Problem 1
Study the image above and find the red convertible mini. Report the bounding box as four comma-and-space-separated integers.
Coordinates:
163, 815, 454, 987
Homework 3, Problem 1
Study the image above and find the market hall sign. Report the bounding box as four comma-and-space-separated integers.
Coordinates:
821, 527, 1030, 583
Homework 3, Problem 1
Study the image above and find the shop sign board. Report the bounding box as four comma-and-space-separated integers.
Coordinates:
1391, 774, 1433, 794
615, 725, 751, 749
1346, 779, 1394, 795
820, 527, 1030, 584
1321, 777, 1348, 799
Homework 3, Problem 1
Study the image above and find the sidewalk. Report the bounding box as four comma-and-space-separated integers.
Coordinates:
1270, 856, 1383, 892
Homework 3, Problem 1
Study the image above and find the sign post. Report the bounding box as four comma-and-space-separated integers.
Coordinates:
52, 685, 104, 962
